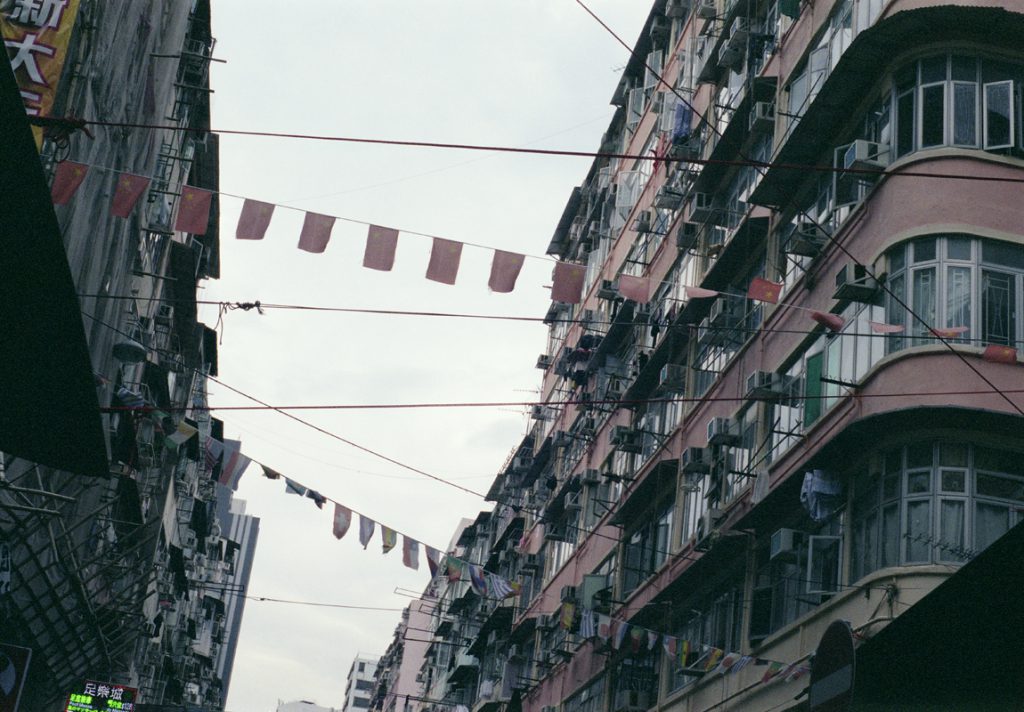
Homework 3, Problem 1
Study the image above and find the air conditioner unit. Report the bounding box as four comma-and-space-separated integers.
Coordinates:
706, 416, 739, 446
770, 528, 803, 561
582, 469, 600, 485
717, 41, 744, 71
654, 185, 685, 210
531, 405, 555, 421
522, 554, 540, 570
680, 446, 711, 474
666, 0, 689, 17
455, 653, 479, 668
552, 431, 573, 448
598, 279, 620, 301
564, 491, 583, 511
833, 262, 881, 303
783, 219, 829, 257
154, 303, 174, 327
578, 416, 597, 437
536, 353, 552, 370
708, 295, 742, 329
560, 585, 578, 603
843, 140, 889, 171
745, 370, 787, 400
649, 15, 670, 42
676, 221, 699, 251
726, 18, 749, 51
658, 363, 687, 393
669, 132, 701, 161
538, 614, 556, 631
609, 425, 643, 454
697, 0, 716, 19
632, 210, 653, 234
688, 192, 715, 222
749, 101, 774, 133
512, 454, 533, 473
613, 689, 651, 712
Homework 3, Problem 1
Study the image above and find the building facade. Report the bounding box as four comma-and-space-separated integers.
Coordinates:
380, 0, 1024, 710
0, 1, 256, 709
344, 655, 381, 712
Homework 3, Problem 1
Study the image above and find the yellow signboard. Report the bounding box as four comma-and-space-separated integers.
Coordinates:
1, 0, 81, 143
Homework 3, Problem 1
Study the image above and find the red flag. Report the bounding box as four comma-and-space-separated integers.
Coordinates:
110, 173, 150, 218
175, 186, 213, 235
426, 238, 463, 284
551, 262, 586, 303
747, 277, 782, 304
51, 161, 88, 204
402, 536, 420, 570
364, 225, 399, 271
810, 311, 845, 331
982, 344, 1018, 364
930, 326, 969, 339
685, 286, 719, 299
488, 250, 525, 293
618, 274, 650, 303
298, 212, 335, 253
236, 199, 274, 240
332, 503, 352, 540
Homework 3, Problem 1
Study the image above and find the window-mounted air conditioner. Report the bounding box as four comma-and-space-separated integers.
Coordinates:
749, 101, 775, 133
598, 279, 620, 301
727, 18, 749, 51
512, 454, 533, 473
609, 425, 643, 454
522, 554, 540, 571
833, 262, 881, 303
650, 15, 670, 43
654, 185, 685, 210
688, 191, 715, 222
632, 210, 653, 234
843, 140, 889, 171
770, 528, 803, 561
697, 0, 716, 19
782, 219, 829, 257
531, 405, 555, 421
582, 468, 601, 485
708, 295, 742, 329
717, 41, 744, 71
538, 614, 557, 631
564, 491, 583, 511
666, 0, 689, 17
745, 370, 787, 400
154, 303, 174, 327
676, 221, 699, 251
658, 363, 687, 393
706, 416, 739, 446
536, 353, 552, 370
680, 446, 710, 474
552, 431, 573, 448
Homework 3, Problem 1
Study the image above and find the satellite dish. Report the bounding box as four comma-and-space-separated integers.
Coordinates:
112, 338, 147, 362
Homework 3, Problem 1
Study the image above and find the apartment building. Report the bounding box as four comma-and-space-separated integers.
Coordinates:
401, 0, 1024, 710
345, 655, 382, 712
0, 1, 256, 709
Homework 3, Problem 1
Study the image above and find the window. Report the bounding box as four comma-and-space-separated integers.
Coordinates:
668, 581, 743, 692
887, 235, 1024, 353
851, 442, 1024, 581
621, 499, 673, 597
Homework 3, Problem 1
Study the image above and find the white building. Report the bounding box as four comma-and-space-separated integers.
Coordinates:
344, 655, 381, 712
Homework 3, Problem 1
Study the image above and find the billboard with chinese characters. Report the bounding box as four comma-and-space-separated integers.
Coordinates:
63, 681, 137, 712
1, 0, 81, 142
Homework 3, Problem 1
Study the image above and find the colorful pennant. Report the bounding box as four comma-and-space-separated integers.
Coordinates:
175, 186, 213, 235
111, 173, 150, 217
51, 161, 88, 204
333, 504, 352, 539
746, 277, 782, 304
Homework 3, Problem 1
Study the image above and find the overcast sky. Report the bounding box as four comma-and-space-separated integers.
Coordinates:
204, 3, 650, 709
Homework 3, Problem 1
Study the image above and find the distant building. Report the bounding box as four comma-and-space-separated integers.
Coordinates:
370, 598, 434, 712
344, 655, 381, 712
277, 701, 342, 712
214, 495, 261, 699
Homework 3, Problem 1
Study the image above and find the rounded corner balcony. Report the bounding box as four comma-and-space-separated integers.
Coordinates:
753, 3, 1024, 207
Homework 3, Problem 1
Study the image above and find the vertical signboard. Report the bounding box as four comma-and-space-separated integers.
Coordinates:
0, 643, 31, 712
64, 681, 137, 711
1, 0, 82, 143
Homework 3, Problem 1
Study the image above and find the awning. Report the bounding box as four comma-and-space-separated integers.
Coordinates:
0, 48, 107, 477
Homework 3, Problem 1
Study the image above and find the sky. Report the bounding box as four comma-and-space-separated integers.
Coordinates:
203, 3, 651, 709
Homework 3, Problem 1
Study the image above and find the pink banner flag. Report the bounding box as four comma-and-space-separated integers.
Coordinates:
111, 173, 150, 218
618, 274, 651, 303
363, 225, 399, 271
298, 212, 335, 253
810, 311, 845, 332
175, 186, 213, 235
747, 277, 782, 304
982, 344, 1018, 364
426, 238, 463, 285
51, 161, 88, 204
333, 503, 352, 540
551, 262, 586, 303
930, 325, 969, 339
402, 536, 420, 570
236, 199, 275, 240
868, 321, 905, 334
488, 250, 525, 293
685, 286, 719, 299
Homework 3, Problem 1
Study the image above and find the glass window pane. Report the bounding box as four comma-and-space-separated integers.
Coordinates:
946, 266, 972, 334
921, 56, 947, 83
906, 500, 932, 562
941, 469, 966, 492
885, 448, 902, 475
804, 352, 823, 426
897, 91, 916, 157
887, 273, 906, 353
946, 236, 972, 260
921, 84, 946, 147
912, 267, 937, 343
953, 83, 977, 146
951, 55, 977, 82
975, 446, 1024, 476
982, 239, 1024, 269
907, 471, 931, 494
912, 238, 937, 263
976, 473, 1024, 502
981, 270, 1016, 347
883, 474, 900, 501
889, 244, 906, 272
940, 442, 969, 467
984, 81, 1013, 149
881, 503, 899, 567
975, 502, 1009, 551
863, 510, 877, 576
938, 500, 965, 561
